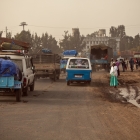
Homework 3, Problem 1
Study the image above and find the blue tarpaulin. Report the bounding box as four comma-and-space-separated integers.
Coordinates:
42, 48, 52, 53
63, 50, 78, 56
0, 58, 19, 77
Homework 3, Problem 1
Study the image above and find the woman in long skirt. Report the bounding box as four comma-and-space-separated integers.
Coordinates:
110, 62, 118, 88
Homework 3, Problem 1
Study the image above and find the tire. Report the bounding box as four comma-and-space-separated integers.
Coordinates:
88, 81, 91, 85
15, 89, 21, 102
53, 72, 56, 81
57, 75, 60, 80
30, 80, 35, 91
22, 86, 28, 96
67, 81, 70, 86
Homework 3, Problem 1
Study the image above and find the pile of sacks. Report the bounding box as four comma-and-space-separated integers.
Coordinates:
0, 42, 24, 50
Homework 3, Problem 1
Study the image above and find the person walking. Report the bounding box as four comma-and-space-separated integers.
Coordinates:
129, 58, 134, 72
110, 58, 114, 69
110, 62, 118, 88
122, 59, 126, 72
125, 58, 129, 70
115, 59, 120, 76
135, 58, 139, 70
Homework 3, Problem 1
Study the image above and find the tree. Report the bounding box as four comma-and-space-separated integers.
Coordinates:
109, 26, 117, 37
133, 34, 140, 48
6, 32, 12, 39
117, 25, 125, 38
59, 31, 85, 53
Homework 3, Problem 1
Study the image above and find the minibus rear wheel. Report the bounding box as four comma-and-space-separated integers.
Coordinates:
67, 81, 70, 86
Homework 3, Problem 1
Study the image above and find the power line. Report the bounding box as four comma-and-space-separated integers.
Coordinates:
28, 24, 140, 29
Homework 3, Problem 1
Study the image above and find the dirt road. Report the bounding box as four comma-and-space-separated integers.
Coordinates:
0, 70, 140, 140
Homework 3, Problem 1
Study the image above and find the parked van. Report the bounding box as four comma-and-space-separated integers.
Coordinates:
66, 57, 92, 85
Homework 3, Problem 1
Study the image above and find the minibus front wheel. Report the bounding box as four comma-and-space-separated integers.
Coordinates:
67, 81, 70, 86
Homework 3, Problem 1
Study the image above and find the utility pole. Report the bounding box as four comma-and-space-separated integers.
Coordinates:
5, 26, 8, 37
19, 22, 27, 31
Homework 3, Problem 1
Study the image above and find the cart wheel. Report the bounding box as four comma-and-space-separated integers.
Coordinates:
15, 89, 21, 102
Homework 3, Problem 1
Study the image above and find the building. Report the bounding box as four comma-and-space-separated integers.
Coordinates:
83, 29, 120, 57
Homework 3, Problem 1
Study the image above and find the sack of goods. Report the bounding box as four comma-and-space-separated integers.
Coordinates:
0, 58, 20, 79
0, 42, 24, 50
42, 48, 52, 54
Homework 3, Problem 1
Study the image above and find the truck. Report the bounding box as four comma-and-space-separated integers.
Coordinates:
0, 38, 35, 98
90, 45, 113, 72
60, 50, 78, 73
32, 48, 61, 81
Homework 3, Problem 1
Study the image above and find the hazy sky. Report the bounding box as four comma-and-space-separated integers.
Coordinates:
0, 0, 140, 42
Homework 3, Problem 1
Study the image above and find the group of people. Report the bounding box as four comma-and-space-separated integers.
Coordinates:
109, 57, 139, 88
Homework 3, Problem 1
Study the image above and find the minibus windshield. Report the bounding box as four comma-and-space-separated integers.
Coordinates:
68, 59, 89, 69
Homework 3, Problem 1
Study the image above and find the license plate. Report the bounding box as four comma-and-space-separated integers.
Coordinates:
75, 75, 82, 78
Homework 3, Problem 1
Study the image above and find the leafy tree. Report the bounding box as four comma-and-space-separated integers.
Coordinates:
109, 26, 117, 37
117, 25, 125, 38
6, 32, 12, 39
133, 34, 140, 48
14, 30, 32, 44
14, 30, 33, 53
59, 31, 85, 53
41, 33, 60, 53
14, 31, 60, 54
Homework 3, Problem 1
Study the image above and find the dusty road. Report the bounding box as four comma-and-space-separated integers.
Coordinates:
0, 70, 140, 140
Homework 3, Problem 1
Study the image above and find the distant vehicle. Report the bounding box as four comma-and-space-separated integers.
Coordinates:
0, 38, 35, 100
60, 50, 78, 73
0, 52, 35, 96
89, 45, 113, 71
133, 52, 140, 59
32, 48, 61, 81
66, 57, 92, 85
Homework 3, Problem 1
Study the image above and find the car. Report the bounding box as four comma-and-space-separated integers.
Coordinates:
0, 50, 35, 96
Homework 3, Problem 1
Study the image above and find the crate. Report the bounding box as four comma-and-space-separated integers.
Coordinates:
0, 76, 14, 88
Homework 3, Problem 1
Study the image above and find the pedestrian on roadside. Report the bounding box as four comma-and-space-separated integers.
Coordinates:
135, 58, 139, 70
115, 59, 120, 76
129, 58, 134, 72
125, 58, 129, 70
110, 62, 118, 88
121, 59, 126, 72
110, 58, 114, 69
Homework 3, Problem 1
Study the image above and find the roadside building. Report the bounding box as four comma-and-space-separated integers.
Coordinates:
83, 29, 120, 58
